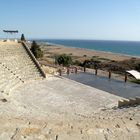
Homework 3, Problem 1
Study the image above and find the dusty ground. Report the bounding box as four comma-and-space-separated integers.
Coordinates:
0, 77, 140, 140
1, 106, 140, 140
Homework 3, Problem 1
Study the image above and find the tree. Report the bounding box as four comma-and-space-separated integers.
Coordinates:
135, 63, 140, 72
31, 41, 43, 58
21, 34, 26, 41
55, 54, 72, 66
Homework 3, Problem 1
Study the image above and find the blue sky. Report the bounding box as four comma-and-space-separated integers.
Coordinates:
0, 0, 140, 41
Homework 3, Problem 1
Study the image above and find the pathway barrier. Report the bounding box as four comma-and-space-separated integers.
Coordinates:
55, 65, 135, 84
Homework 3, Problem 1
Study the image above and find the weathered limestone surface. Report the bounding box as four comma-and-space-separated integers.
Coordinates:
0, 41, 140, 140
0, 77, 139, 140
0, 41, 43, 94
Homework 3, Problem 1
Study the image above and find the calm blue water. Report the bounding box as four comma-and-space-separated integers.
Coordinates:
37, 39, 140, 57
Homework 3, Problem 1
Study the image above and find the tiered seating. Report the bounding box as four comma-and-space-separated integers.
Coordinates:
0, 41, 44, 94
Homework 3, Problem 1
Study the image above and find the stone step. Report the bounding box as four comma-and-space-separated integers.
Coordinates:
4, 80, 22, 94
0, 42, 44, 91
0, 83, 8, 92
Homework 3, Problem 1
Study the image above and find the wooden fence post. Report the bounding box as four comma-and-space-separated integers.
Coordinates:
95, 68, 98, 75
84, 66, 86, 72
125, 72, 127, 82
58, 69, 62, 76
75, 67, 77, 74
67, 67, 70, 75
109, 70, 111, 79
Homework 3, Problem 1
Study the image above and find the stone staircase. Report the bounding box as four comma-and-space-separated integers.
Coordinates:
0, 41, 45, 94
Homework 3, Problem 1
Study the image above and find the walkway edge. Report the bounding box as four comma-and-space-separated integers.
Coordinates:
22, 42, 46, 78
55, 75, 125, 100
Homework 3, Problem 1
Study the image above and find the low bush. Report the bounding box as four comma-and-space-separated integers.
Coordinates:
55, 54, 72, 66
31, 41, 43, 58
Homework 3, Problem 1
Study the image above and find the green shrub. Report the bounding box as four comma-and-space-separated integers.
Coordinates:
135, 63, 140, 71
74, 60, 81, 66
31, 41, 43, 58
82, 59, 101, 69
55, 54, 72, 66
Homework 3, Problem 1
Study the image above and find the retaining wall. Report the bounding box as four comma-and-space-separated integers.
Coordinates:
118, 97, 140, 107
22, 42, 46, 78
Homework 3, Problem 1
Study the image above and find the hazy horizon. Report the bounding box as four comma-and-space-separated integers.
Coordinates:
1, 37, 140, 42
0, 0, 140, 41
30, 38, 140, 42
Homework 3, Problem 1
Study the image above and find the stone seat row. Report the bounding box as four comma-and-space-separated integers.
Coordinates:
0, 66, 22, 94
0, 63, 42, 94
0, 63, 41, 79
0, 43, 44, 94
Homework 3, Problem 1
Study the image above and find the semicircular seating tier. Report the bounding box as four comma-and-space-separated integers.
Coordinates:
0, 41, 44, 94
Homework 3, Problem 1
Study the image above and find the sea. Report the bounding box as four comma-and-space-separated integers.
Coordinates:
36, 39, 140, 57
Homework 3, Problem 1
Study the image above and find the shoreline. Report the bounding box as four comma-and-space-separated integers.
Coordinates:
39, 41, 140, 59
40, 43, 134, 61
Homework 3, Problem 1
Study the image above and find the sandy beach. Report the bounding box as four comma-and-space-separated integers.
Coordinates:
39, 43, 140, 81
40, 44, 133, 62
